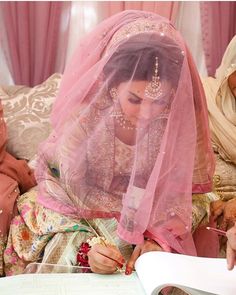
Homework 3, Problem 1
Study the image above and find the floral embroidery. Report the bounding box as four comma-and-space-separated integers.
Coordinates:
21, 230, 30, 241
11, 216, 24, 226
20, 204, 31, 217
4, 245, 14, 256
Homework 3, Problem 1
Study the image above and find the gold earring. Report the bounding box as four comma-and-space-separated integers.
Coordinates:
110, 88, 118, 100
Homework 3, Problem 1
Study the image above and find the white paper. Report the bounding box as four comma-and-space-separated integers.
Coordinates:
135, 252, 236, 295
2, 252, 236, 295
0, 272, 145, 295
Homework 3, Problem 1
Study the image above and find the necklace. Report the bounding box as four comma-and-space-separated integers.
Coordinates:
112, 110, 143, 131
115, 113, 136, 130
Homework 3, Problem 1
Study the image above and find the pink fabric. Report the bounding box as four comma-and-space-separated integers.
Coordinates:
200, 2, 236, 76
35, 10, 215, 256
0, 101, 36, 237
193, 217, 219, 258
101, 1, 179, 22
1, 1, 71, 86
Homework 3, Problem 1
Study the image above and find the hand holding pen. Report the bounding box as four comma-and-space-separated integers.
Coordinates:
206, 225, 236, 270
87, 239, 125, 274
84, 220, 125, 274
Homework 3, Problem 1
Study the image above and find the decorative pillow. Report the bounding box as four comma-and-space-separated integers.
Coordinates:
0, 73, 62, 161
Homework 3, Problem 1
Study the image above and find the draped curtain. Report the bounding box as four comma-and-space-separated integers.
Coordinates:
0, 1, 71, 86
0, 1, 178, 86
100, 1, 179, 22
3, 1, 236, 86
200, 1, 236, 76
175, 1, 207, 76
65, 1, 179, 64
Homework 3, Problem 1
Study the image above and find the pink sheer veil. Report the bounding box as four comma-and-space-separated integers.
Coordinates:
35, 10, 215, 256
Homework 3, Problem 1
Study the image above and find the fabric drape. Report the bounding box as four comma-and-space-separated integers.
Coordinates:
200, 1, 236, 76
1, 1, 71, 86
0, 100, 36, 240
202, 35, 236, 165
100, 1, 179, 22
35, 10, 215, 256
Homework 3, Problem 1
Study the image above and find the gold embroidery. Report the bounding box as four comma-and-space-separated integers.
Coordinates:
213, 153, 236, 201
192, 194, 212, 232
108, 19, 182, 50
213, 174, 221, 186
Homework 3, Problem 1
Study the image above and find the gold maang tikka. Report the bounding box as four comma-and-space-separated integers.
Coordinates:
144, 57, 162, 100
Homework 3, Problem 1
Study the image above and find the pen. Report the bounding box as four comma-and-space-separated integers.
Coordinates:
99, 237, 124, 270
85, 220, 124, 270
206, 226, 226, 236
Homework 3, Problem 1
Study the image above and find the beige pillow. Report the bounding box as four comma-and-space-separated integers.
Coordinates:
0, 73, 62, 161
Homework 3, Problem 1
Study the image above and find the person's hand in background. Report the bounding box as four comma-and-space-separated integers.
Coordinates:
211, 199, 236, 231
226, 223, 236, 270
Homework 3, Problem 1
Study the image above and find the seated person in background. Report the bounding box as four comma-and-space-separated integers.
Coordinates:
2, 10, 218, 278
0, 101, 36, 276
202, 36, 236, 255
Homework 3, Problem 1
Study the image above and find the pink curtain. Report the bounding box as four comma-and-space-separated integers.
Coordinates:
100, 1, 179, 22
200, 1, 236, 76
1, 1, 71, 86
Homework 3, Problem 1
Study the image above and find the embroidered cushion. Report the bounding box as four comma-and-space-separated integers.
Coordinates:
0, 73, 62, 161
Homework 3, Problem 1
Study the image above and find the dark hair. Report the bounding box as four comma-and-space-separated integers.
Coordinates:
103, 33, 184, 90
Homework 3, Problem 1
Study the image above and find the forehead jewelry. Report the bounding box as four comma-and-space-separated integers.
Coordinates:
144, 57, 162, 100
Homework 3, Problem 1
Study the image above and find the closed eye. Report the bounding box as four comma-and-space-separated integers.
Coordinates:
128, 97, 142, 104
128, 91, 143, 104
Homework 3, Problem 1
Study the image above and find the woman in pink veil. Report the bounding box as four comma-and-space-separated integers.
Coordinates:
3, 10, 218, 278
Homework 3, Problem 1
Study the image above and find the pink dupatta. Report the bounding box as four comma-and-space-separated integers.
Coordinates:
36, 10, 215, 256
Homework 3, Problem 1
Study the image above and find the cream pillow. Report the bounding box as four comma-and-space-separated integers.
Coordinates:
0, 73, 62, 161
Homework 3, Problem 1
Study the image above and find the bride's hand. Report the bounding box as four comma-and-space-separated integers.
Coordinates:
88, 244, 125, 274
125, 239, 163, 275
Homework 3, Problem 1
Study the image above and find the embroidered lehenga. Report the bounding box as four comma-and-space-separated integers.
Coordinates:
1, 11, 218, 280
